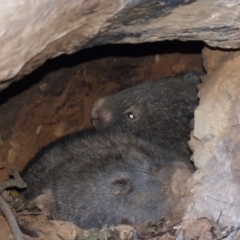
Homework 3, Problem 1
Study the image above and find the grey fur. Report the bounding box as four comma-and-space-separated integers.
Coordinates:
91, 72, 201, 160
21, 129, 191, 229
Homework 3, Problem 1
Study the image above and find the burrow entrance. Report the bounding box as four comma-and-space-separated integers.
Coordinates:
0, 41, 205, 239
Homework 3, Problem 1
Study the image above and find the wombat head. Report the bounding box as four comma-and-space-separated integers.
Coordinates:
91, 95, 144, 129
91, 72, 200, 143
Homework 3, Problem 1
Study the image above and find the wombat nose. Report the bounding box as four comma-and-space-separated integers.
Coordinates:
91, 111, 112, 129
91, 98, 106, 117
91, 113, 98, 120
91, 114, 100, 128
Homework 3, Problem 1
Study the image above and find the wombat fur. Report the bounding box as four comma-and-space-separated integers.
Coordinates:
21, 129, 192, 229
91, 72, 201, 159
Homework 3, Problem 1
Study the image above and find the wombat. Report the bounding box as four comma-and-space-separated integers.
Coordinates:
21, 129, 192, 229
91, 72, 201, 158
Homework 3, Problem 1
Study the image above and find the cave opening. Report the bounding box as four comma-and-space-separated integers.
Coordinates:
0, 40, 204, 177
0, 40, 205, 238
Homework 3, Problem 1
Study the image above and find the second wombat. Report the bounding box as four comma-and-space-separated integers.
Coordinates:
21, 129, 192, 229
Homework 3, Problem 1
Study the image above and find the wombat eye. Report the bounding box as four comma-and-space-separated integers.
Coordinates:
126, 112, 136, 120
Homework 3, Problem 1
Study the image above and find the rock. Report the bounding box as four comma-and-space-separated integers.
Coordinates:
1, 0, 240, 87
176, 218, 229, 240
184, 47, 240, 227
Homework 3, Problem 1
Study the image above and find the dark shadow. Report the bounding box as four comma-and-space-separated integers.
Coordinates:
0, 40, 204, 105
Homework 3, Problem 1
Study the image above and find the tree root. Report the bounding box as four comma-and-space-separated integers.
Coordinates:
0, 167, 27, 240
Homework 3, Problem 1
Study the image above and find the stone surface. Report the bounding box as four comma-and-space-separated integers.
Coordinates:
185, 47, 240, 227
0, 0, 240, 88
177, 218, 228, 240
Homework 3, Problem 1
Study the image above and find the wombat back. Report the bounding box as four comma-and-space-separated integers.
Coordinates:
21, 130, 192, 229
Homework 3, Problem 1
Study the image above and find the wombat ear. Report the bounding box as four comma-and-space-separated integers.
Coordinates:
110, 177, 131, 195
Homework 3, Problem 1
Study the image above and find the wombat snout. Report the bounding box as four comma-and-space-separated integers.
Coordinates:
91, 97, 112, 128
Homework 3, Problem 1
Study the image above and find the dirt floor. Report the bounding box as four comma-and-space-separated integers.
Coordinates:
0, 41, 204, 239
